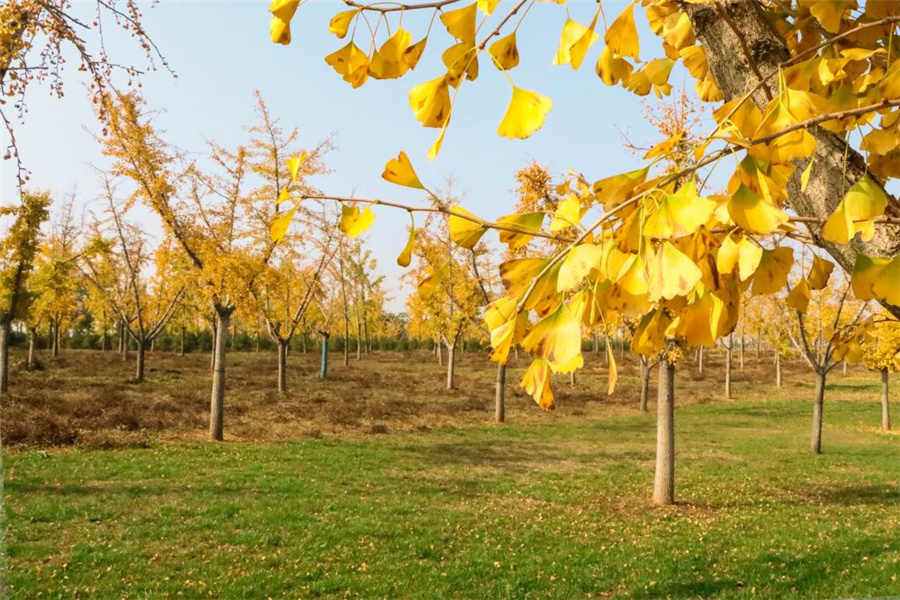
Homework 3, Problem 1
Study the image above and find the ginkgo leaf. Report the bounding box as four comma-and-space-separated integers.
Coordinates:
554, 18, 599, 70
550, 196, 583, 231
557, 243, 603, 292
824, 177, 888, 244
822, 197, 855, 244
751, 247, 794, 296
448, 206, 487, 248
521, 303, 583, 373
872, 256, 900, 306
650, 241, 702, 300
442, 41, 479, 86
409, 76, 452, 128
851, 254, 889, 300
500, 257, 550, 296
287, 151, 308, 183
340, 204, 375, 238
276, 187, 292, 205
404, 37, 428, 70
521, 359, 555, 410
270, 18, 291, 45
329, 9, 358, 39
488, 32, 520, 71
643, 180, 715, 239
808, 0, 854, 33
325, 41, 369, 88
477, 0, 501, 16
786, 277, 811, 313
670, 284, 725, 348
596, 46, 633, 86
397, 220, 415, 268
270, 202, 298, 242
627, 58, 675, 97
605, 3, 639, 60
497, 212, 545, 249
369, 28, 413, 80
616, 251, 650, 295
440, 2, 477, 43
807, 254, 835, 290
418, 262, 449, 300
800, 157, 814, 192
270, 0, 300, 44
632, 309, 672, 356
497, 87, 553, 140
727, 183, 789, 234
592, 166, 649, 207
382, 151, 425, 189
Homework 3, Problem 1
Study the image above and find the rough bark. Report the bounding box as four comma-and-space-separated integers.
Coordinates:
495, 363, 506, 423
209, 307, 233, 442
135, 341, 146, 383
687, 0, 900, 320
811, 370, 826, 454
881, 368, 891, 431
653, 359, 676, 506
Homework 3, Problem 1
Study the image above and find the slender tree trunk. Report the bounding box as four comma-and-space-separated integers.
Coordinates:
210, 324, 217, 371
52, 318, 60, 358
640, 355, 651, 412
811, 370, 826, 454
135, 340, 146, 383
514, 345, 519, 364
756, 336, 761, 359
319, 333, 329, 379
437, 339, 443, 367
495, 363, 506, 423
209, 307, 232, 442
594, 330, 601, 356
277, 339, 287, 393
881, 368, 891, 431
446, 343, 456, 390
653, 358, 676, 506
122, 327, 130, 362
355, 306, 362, 360
776, 352, 782, 388
698, 346, 704, 374
180, 325, 186, 357
569, 370, 576, 386
739, 320, 745, 370
255, 330, 260, 354
47, 320, 53, 351
725, 334, 733, 399
27, 328, 36, 370
0, 322, 10, 394
842, 360, 848, 376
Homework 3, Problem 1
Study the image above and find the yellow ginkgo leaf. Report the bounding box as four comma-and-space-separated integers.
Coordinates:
671, 284, 725, 348
807, 254, 835, 290
632, 308, 672, 356
851, 254, 890, 300
500, 257, 550, 296
521, 303, 583, 373
477, 0, 500, 16
270, 202, 298, 242
606, 339, 618, 395
369, 28, 413, 80
497, 212, 545, 249
328, 9, 358, 39
786, 277, 811, 313
800, 157, 814, 192
488, 32, 520, 71
270, 18, 291, 45
844, 177, 888, 237
549, 195, 582, 231
442, 41, 479, 86
605, 2, 639, 60
382, 151, 425, 189
409, 76, 452, 128
287, 151, 308, 183
727, 183, 789, 234
616, 252, 650, 295
440, 2, 477, 43
822, 197, 854, 245
448, 206, 488, 248
650, 241, 702, 300
557, 243, 604, 292
595, 46, 634, 86
643, 180, 716, 239
404, 37, 428, 71
418, 261, 450, 300
497, 87, 553, 140
554, 18, 599, 70
397, 220, 415, 268
521, 359, 555, 410
592, 166, 649, 207
627, 58, 674, 97
269, 0, 300, 44
872, 256, 900, 306
339, 204, 375, 238
808, 0, 854, 33
276, 187, 292, 205
751, 247, 794, 296
325, 41, 369, 88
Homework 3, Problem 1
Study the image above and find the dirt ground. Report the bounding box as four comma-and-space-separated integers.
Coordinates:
0, 345, 881, 449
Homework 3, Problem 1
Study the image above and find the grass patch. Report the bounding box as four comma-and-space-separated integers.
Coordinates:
6, 398, 900, 599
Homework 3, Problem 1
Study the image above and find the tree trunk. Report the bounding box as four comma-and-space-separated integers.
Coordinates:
698, 346, 704, 374
52, 318, 60, 358
0, 322, 10, 394
209, 307, 232, 442
122, 326, 130, 361
437, 339, 443, 367
319, 333, 329, 379
686, 0, 900, 320
653, 358, 676, 506
47, 320, 53, 351
210, 323, 217, 371
739, 321, 745, 370
135, 340, 146, 383
594, 330, 600, 356
842, 360, 848, 376
180, 325, 186, 356
725, 334, 733, 399
811, 370, 826, 454
495, 362, 506, 423
446, 343, 456, 390
277, 339, 287, 393
569, 370, 576, 387
640, 355, 651, 413
881, 368, 891, 431
27, 328, 36, 370
776, 352, 782, 388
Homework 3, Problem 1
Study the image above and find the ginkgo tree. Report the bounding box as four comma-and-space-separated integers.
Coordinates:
267, 0, 900, 504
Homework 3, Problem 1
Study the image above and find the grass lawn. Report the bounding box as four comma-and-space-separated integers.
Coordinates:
5, 393, 900, 599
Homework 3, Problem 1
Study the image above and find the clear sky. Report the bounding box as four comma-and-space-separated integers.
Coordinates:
1, 1, 679, 311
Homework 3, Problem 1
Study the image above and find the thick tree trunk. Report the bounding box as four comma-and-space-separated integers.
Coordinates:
725, 334, 733, 399
446, 343, 456, 390
687, 0, 900, 321
495, 363, 506, 423
210, 324, 217, 371
640, 355, 651, 412
0, 322, 10, 394
811, 370, 827, 454
277, 339, 287, 393
881, 368, 891, 431
436, 339, 443, 367
653, 359, 676, 506
776, 352, 782, 388
209, 307, 232, 442
135, 341, 146, 383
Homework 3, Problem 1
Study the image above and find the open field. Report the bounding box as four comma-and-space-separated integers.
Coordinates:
3, 351, 900, 598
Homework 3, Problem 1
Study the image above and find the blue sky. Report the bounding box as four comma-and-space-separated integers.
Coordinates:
1, 1, 682, 310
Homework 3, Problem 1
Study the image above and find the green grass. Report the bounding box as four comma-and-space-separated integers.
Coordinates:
5, 396, 900, 599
